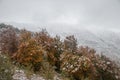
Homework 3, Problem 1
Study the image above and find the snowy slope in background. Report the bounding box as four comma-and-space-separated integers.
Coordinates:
46, 26, 120, 62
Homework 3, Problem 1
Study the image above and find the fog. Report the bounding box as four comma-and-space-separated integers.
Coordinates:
0, 0, 120, 31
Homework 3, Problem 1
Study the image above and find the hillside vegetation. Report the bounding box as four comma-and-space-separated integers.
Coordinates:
0, 23, 120, 80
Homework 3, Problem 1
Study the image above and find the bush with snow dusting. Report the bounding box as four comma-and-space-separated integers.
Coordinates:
60, 47, 120, 80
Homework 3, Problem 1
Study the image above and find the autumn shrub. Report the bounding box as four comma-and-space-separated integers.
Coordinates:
35, 30, 63, 71
35, 29, 55, 63
35, 29, 53, 50
95, 54, 120, 80
0, 26, 18, 55
77, 47, 120, 80
0, 54, 13, 80
64, 35, 77, 53
46, 36, 63, 71
13, 30, 44, 72
60, 51, 97, 80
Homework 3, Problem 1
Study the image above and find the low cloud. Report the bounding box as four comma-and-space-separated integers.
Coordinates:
0, 0, 120, 30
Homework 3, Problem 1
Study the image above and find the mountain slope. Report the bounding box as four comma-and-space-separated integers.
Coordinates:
49, 28, 120, 62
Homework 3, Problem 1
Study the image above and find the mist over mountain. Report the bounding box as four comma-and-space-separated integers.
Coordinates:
49, 26, 120, 62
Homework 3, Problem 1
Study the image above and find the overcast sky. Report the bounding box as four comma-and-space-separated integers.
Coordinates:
0, 0, 120, 31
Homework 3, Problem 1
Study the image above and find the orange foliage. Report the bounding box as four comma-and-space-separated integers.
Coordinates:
60, 50, 97, 80
13, 30, 44, 71
35, 30, 63, 70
